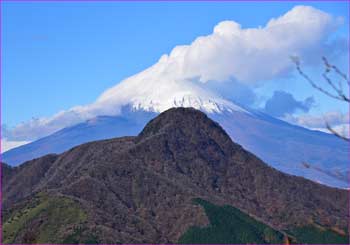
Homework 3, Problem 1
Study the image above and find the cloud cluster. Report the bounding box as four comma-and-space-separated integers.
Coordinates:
264, 90, 315, 117
286, 110, 349, 128
2, 109, 86, 142
3, 5, 346, 150
284, 111, 349, 137
179, 6, 342, 84
1, 138, 30, 153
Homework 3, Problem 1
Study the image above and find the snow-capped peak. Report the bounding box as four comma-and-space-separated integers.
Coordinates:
92, 63, 248, 115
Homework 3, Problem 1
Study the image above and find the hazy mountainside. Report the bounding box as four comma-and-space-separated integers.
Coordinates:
3, 105, 348, 189
211, 110, 349, 188
2, 109, 156, 166
3, 108, 348, 244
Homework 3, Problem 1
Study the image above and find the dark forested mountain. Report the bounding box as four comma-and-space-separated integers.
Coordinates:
2, 108, 348, 244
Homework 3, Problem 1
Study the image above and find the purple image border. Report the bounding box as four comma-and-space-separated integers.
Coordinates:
0, 0, 349, 244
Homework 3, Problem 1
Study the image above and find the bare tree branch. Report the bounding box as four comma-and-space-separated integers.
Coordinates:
291, 56, 349, 141
291, 56, 350, 103
321, 57, 350, 102
322, 56, 350, 87
325, 122, 349, 142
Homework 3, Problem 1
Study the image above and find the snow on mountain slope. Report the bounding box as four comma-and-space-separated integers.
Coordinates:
98, 77, 245, 114
78, 55, 249, 117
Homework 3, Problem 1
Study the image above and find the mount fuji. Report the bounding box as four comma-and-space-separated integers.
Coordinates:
2, 70, 348, 189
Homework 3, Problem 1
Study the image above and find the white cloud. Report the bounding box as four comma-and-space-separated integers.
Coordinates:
284, 111, 349, 137
287, 111, 349, 128
2, 109, 86, 141
328, 123, 349, 138
180, 6, 342, 83
1, 138, 30, 153
4, 5, 346, 142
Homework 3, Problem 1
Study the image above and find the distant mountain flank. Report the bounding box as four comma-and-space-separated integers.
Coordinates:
3, 104, 348, 189
3, 108, 348, 244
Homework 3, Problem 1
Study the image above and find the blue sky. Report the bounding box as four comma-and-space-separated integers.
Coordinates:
1, 1, 349, 136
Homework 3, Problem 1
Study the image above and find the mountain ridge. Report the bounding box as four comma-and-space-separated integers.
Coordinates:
3, 105, 349, 189
3, 108, 348, 243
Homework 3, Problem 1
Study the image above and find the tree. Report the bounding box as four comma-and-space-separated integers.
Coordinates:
291, 56, 349, 141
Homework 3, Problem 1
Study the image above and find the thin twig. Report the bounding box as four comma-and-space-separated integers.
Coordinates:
321, 57, 350, 102
295, 65, 347, 101
291, 56, 350, 142
325, 122, 349, 142
291, 57, 350, 102
322, 56, 350, 87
